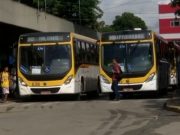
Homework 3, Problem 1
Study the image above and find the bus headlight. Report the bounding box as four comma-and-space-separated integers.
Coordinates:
171, 73, 175, 78
146, 73, 155, 83
100, 75, 110, 84
18, 78, 27, 86
64, 75, 73, 85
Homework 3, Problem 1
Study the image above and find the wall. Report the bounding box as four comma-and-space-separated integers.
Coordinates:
159, 4, 180, 40
0, 0, 100, 39
159, 19, 180, 34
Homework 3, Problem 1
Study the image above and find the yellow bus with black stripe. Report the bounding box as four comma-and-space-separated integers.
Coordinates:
99, 29, 170, 99
12, 32, 99, 100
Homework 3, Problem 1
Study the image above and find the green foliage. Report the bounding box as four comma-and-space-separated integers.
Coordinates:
170, 0, 180, 16
12, 0, 103, 30
112, 12, 147, 31
100, 12, 147, 32
32, 0, 103, 30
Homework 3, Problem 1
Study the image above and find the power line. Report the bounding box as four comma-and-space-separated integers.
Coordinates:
102, 0, 169, 11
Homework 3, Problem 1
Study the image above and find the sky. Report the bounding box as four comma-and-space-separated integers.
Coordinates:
99, 0, 170, 33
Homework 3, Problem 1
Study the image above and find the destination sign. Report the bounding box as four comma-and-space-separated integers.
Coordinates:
101, 31, 152, 41
20, 33, 70, 43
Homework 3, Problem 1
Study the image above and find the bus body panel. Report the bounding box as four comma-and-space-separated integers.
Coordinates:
100, 30, 169, 94
100, 75, 157, 93
16, 32, 99, 96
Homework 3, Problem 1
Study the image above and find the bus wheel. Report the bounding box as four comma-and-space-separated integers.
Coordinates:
109, 93, 115, 100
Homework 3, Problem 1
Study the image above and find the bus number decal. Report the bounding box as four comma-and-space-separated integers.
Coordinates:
32, 82, 40, 87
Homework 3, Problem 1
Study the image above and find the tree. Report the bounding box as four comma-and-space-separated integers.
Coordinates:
12, 0, 103, 30
111, 12, 147, 31
33, 0, 103, 30
100, 25, 114, 32
170, 0, 180, 16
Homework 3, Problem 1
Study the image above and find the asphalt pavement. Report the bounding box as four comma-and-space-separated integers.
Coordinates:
0, 93, 179, 135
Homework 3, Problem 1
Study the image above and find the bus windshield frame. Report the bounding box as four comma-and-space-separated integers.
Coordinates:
19, 44, 72, 77
101, 42, 154, 74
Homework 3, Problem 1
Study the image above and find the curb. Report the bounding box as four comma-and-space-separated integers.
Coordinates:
164, 100, 180, 113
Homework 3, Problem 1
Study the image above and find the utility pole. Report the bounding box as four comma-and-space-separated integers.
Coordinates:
38, 0, 39, 13
45, 0, 46, 19
79, 0, 81, 25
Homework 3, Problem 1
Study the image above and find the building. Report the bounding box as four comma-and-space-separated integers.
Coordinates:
159, 4, 180, 41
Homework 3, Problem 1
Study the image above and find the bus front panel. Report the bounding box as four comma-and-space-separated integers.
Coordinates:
17, 43, 79, 96
100, 39, 157, 93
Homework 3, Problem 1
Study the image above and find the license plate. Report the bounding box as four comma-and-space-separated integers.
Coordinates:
123, 88, 133, 91
41, 91, 51, 94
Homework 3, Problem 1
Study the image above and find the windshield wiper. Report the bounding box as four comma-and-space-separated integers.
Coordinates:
128, 41, 140, 55
51, 43, 58, 57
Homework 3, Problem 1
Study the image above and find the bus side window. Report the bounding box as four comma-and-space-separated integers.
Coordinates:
81, 41, 86, 62
90, 44, 96, 64
155, 38, 160, 58
159, 40, 163, 59
85, 43, 91, 63
164, 43, 168, 60
96, 45, 99, 64
76, 40, 83, 63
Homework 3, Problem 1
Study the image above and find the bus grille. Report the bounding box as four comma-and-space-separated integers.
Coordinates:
118, 85, 142, 91
31, 88, 60, 94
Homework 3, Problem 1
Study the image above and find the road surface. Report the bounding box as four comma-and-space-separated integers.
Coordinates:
0, 93, 179, 135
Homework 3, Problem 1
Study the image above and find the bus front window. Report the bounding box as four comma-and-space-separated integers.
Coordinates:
102, 44, 126, 72
101, 42, 153, 73
20, 44, 71, 75
127, 42, 153, 72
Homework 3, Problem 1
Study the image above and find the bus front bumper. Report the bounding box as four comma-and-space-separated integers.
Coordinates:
100, 79, 157, 93
18, 79, 79, 96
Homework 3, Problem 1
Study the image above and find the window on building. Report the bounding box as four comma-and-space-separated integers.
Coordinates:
171, 20, 180, 27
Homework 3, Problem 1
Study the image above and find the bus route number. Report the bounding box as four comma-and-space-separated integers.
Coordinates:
32, 82, 40, 87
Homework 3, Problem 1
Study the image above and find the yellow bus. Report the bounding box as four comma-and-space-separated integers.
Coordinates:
168, 42, 178, 90
99, 30, 170, 99
12, 32, 99, 100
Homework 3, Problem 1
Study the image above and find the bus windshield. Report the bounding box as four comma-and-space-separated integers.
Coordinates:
101, 42, 153, 73
20, 44, 71, 75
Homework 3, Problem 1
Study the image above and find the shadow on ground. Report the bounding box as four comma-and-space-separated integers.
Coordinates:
13, 91, 174, 103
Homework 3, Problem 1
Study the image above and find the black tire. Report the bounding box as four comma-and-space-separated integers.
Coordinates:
109, 93, 115, 100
